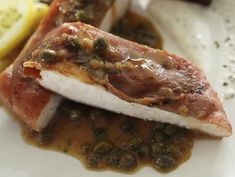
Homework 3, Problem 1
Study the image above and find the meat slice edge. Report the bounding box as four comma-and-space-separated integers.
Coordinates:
0, 0, 131, 131
23, 22, 232, 137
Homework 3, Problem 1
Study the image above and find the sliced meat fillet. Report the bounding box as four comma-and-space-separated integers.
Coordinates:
24, 22, 232, 137
0, 0, 130, 131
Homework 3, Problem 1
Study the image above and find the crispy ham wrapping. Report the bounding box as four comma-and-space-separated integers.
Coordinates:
0, 0, 130, 131
23, 22, 232, 137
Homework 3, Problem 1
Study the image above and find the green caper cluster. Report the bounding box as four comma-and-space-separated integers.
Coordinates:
150, 122, 187, 171
35, 33, 135, 85
41, 101, 192, 173
81, 140, 137, 170
62, 35, 111, 83
82, 119, 190, 171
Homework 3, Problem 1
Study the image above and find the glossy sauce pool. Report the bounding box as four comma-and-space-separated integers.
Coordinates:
22, 12, 194, 173
22, 100, 194, 173
111, 11, 163, 49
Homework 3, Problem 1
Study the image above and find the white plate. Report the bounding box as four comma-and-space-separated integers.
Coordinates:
0, 0, 234, 177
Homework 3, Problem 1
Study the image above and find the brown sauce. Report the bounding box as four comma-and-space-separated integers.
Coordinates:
111, 11, 163, 49
59, 0, 115, 27
22, 9, 194, 174
22, 100, 194, 173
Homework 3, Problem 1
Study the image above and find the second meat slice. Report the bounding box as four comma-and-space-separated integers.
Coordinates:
23, 22, 232, 137
0, 0, 130, 131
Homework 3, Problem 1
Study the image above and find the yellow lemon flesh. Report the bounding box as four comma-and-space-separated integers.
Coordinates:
0, 0, 49, 71
0, 0, 34, 59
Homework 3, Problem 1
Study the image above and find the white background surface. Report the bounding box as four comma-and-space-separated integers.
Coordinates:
0, 0, 234, 177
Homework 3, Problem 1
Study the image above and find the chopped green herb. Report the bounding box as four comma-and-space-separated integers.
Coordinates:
223, 64, 227, 68
214, 41, 220, 48
223, 82, 228, 86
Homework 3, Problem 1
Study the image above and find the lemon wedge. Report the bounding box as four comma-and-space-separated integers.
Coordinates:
0, 0, 33, 59
0, 0, 49, 72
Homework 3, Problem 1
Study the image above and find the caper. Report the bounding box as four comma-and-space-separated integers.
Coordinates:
151, 143, 164, 157
93, 37, 108, 52
165, 144, 181, 158
75, 10, 89, 22
120, 122, 135, 133
69, 109, 82, 121
164, 125, 178, 136
152, 122, 165, 132
39, 49, 57, 64
81, 144, 92, 155
153, 154, 176, 170
128, 137, 143, 151
65, 35, 81, 50
119, 151, 137, 170
94, 140, 114, 155
153, 132, 165, 143
106, 150, 120, 167
86, 153, 99, 168
38, 130, 53, 145
106, 150, 137, 170
93, 128, 107, 141
137, 144, 149, 158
